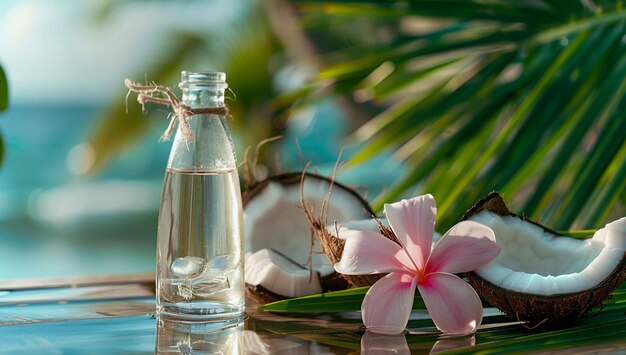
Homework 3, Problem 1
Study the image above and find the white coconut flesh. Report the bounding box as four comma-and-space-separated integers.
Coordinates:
326, 218, 389, 239
244, 179, 371, 278
470, 211, 626, 296
245, 248, 323, 298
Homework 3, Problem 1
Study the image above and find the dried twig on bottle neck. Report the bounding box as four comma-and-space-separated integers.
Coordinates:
124, 79, 229, 141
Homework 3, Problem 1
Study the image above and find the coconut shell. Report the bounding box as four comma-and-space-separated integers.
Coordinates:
463, 191, 626, 328
243, 172, 371, 209
320, 271, 350, 292
243, 172, 371, 297
245, 284, 284, 304
245, 171, 381, 288
245, 272, 349, 304
245, 275, 352, 306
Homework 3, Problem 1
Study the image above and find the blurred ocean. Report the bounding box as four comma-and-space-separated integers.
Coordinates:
0, 105, 166, 280
0, 104, 405, 280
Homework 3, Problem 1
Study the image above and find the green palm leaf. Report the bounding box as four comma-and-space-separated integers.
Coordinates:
255, 283, 626, 352
0, 64, 8, 166
86, 3, 281, 173
0, 65, 8, 112
290, 0, 626, 230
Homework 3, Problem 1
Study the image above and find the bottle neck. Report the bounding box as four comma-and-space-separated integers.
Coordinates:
168, 72, 235, 171
179, 71, 228, 109
181, 86, 226, 109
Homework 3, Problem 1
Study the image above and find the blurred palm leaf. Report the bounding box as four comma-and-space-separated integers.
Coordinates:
0, 64, 8, 165
289, 0, 626, 230
0, 65, 7, 112
87, 33, 204, 172
86, 2, 282, 173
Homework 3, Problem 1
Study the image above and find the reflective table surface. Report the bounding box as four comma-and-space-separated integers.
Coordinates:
1, 275, 625, 354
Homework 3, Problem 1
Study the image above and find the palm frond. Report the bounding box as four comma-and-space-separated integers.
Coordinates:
252, 283, 626, 353
0, 64, 8, 165
0, 64, 7, 112
290, 0, 626, 230
86, 4, 282, 173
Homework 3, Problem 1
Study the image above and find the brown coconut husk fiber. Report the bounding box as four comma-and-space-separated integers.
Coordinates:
300, 168, 403, 287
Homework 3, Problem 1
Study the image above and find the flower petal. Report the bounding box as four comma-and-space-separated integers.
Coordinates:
418, 272, 483, 335
426, 221, 500, 274
384, 194, 436, 269
334, 230, 414, 275
362, 272, 417, 334
360, 331, 410, 355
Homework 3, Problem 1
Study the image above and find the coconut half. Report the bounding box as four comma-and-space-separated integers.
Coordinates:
463, 192, 626, 327
245, 248, 324, 303
243, 172, 373, 301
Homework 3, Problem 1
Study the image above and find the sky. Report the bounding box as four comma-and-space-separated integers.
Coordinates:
0, 0, 247, 105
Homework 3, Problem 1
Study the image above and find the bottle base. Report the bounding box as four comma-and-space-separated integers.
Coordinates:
157, 301, 245, 322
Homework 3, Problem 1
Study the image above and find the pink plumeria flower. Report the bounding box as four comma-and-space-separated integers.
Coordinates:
335, 194, 500, 335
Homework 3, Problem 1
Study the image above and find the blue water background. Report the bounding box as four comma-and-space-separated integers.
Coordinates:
0, 105, 404, 280
0, 106, 168, 279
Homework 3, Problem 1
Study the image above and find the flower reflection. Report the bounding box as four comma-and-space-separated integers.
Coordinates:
361, 331, 410, 355
430, 334, 476, 354
360, 330, 476, 354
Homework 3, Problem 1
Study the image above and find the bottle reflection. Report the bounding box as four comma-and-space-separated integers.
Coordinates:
156, 317, 337, 354
156, 318, 245, 354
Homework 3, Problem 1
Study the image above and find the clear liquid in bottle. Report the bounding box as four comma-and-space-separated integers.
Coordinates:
157, 168, 244, 320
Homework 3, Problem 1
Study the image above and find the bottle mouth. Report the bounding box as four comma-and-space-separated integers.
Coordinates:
179, 71, 228, 89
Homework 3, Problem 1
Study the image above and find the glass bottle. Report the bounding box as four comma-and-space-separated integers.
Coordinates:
156, 71, 244, 321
